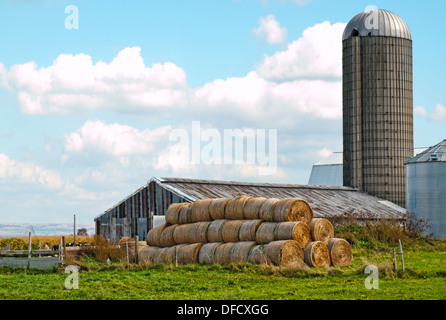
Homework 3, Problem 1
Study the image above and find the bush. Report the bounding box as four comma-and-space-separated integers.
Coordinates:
84, 235, 127, 262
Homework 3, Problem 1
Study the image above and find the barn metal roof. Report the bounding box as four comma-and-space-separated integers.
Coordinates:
405, 139, 446, 164
152, 177, 406, 220
343, 9, 412, 41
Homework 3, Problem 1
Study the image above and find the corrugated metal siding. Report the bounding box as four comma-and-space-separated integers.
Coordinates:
343, 35, 413, 208
157, 177, 406, 220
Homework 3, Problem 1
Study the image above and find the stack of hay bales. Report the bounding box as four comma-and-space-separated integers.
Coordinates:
139, 195, 353, 268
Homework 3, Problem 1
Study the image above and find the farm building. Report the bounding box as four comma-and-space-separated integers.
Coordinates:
94, 177, 407, 242
308, 148, 428, 187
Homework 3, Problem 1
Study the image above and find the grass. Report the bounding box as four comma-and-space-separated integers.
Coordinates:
0, 221, 445, 300
0, 247, 445, 300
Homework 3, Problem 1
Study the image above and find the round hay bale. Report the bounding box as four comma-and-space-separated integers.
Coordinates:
308, 218, 334, 244
165, 203, 188, 225
139, 246, 169, 264
225, 195, 253, 220
138, 246, 160, 264
213, 242, 237, 265
206, 219, 228, 243
247, 245, 268, 265
118, 237, 132, 245
273, 198, 313, 223
173, 222, 210, 244
178, 203, 193, 225
231, 241, 257, 264
258, 198, 280, 221
304, 241, 331, 268
243, 197, 268, 220
263, 240, 305, 268
191, 199, 213, 222
221, 220, 244, 242
275, 221, 312, 249
255, 222, 279, 244
158, 224, 179, 247
239, 219, 263, 242
198, 242, 222, 264
209, 198, 232, 220
327, 238, 353, 267
176, 243, 203, 264
147, 224, 167, 247
167, 245, 180, 262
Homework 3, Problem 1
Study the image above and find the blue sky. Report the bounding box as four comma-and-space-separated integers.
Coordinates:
0, 0, 445, 225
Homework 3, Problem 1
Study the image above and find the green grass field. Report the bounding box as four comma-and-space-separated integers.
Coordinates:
1, 223, 445, 301
0, 248, 445, 300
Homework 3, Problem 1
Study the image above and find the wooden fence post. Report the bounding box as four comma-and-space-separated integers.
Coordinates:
126, 243, 130, 268
27, 232, 32, 270
398, 239, 405, 272
392, 247, 397, 272
73, 214, 76, 246
135, 236, 139, 264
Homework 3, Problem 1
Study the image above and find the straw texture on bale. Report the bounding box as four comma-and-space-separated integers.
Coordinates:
209, 198, 232, 220
175, 243, 203, 264
158, 224, 179, 247
165, 203, 188, 225
255, 222, 278, 244
304, 241, 331, 268
258, 198, 280, 222
243, 197, 268, 220
147, 225, 166, 247
191, 199, 213, 222
308, 218, 334, 245
118, 237, 131, 245
178, 203, 193, 225
231, 241, 257, 264
225, 195, 253, 220
263, 240, 305, 268
198, 242, 222, 264
206, 219, 228, 243
213, 242, 237, 265
247, 245, 268, 265
221, 220, 244, 242
239, 219, 263, 242
275, 221, 312, 249
273, 198, 313, 223
327, 238, 353, 267
173, 222, 210, 244
139, 246, 169, 264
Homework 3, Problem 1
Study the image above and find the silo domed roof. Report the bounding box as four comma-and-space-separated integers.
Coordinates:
342, 9, 411, 41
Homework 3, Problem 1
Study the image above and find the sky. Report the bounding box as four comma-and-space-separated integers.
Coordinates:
0, 0, 445, 225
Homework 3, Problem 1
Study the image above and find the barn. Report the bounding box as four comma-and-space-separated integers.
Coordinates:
94, 177, 407, 243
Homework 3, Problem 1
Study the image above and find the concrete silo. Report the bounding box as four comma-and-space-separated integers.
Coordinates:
342, 9, 413, 208
405, 140, 446, 238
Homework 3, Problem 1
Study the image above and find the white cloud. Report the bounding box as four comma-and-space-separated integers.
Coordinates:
256, 21, 346, 81
317, 148, 332, 159
253, 15, 287, 44
1, 21, 345, 124
414, 106, 427, 117
0, 153, 116, 201
0, 63, 8, 90
4, 47, 188, 114
285, 0, 312, 6
430, 103, 446, 122
63, 120, 171, 156
0, 153, 64, 190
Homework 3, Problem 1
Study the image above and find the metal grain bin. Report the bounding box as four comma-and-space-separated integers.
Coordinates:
405, 140, 446, 238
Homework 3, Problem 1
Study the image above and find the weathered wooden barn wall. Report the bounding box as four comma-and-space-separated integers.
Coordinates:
95, 182, 190, 242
